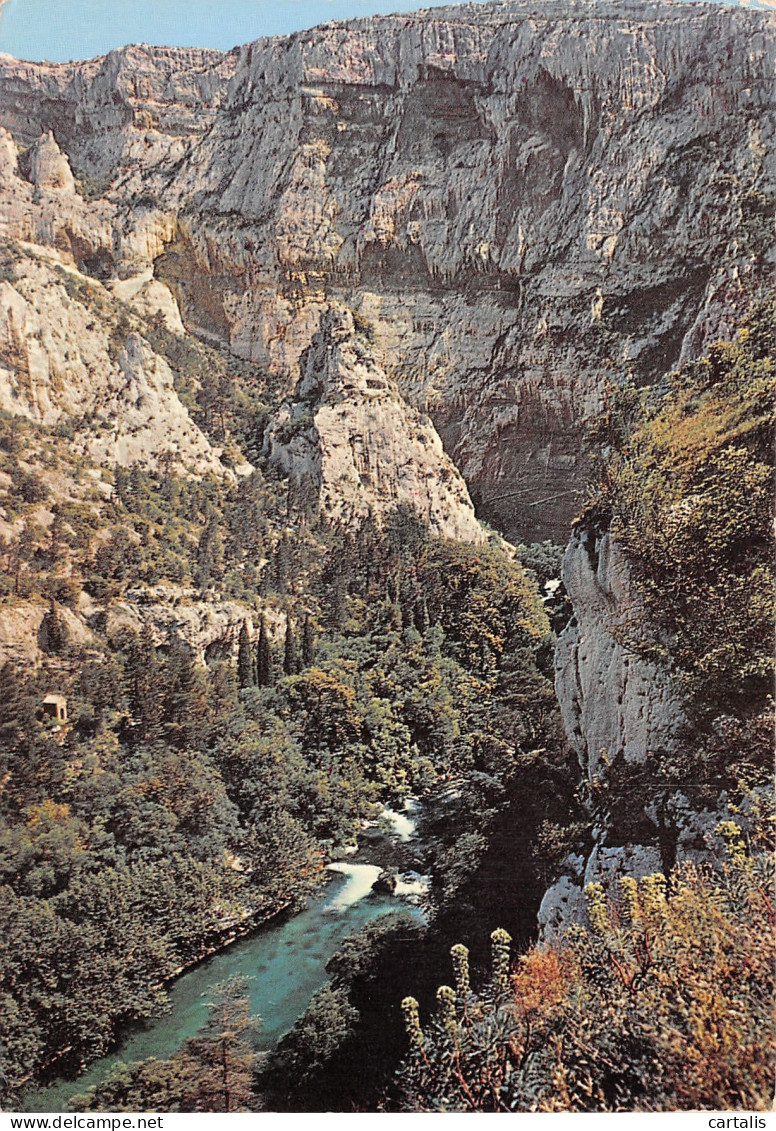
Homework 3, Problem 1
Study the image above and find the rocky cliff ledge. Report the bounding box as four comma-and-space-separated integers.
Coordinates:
0, 1, 773, 539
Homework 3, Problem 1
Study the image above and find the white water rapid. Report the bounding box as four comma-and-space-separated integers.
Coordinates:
325, 862, 383, 911
381, 796, 419, 842
393, 871, 431, 900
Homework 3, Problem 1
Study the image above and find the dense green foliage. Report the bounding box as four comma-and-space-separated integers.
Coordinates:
0, 460, 567, 1106
0, 252, 570, 1108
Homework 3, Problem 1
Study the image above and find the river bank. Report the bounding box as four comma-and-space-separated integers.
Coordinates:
20, 802, 429, 1113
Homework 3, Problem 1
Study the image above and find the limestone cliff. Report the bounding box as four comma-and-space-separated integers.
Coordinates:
266, 305, 487, 541
554, 525, 686, 784
539, 522, 745, 941
0, 1, 772, 539
0, 246, 226, 477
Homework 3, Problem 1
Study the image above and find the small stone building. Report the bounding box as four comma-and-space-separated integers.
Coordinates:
42, 693, 67, 723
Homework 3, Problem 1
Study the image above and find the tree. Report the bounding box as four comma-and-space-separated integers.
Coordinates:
0, 663, 47, 810
160, 640, 210, 750
41, 600, 69, 654
282, 668, 362, 760
301, 615, 316, 668
256, 615, 273, 688
267, 984, 357, 1098
10, 522, 37, 596
70, 976, 260, 1113
237, 622, 254, 689
184, 976, 259, 1112
125, 625, 161, 741
195, 515, 224, 587
283, 618, 297, 677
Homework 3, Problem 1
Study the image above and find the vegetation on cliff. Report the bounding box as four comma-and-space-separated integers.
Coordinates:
392, 301, 775, 1113
598, 298, 775, 722
396, 836, 774, 1112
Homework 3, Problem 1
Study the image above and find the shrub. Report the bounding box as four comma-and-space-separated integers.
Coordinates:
11, 467, 48, 504
397, 837, 775, 1112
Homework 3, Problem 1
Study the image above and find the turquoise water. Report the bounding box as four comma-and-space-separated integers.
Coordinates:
22, 867, 425, 1113
0, 0, 463, 62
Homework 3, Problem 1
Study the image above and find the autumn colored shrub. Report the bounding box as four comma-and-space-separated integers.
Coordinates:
397, 839, 775, 1112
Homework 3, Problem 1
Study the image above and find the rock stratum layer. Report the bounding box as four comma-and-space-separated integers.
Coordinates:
0, 0, 773, 539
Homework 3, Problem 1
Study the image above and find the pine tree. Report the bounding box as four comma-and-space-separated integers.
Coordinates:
176, 976, 259, 1112
0, 662, 34, 757
237, 622, 254, 689
162, 639, 209, 749
256, 615, 273, 688
11, 522, 36, 595
126, 624, 161, 740
113, 465, 127, 504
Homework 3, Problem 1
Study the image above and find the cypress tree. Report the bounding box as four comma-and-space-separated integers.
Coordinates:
42, 600, 68, 654
283, 618, 297, 677
256, 615, 273, 688
413, 598, 431, 634
301, 615, 316, 668
237, 622, 254, 689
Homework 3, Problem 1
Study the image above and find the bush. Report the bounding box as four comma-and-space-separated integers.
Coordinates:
396, 838, 775, 1112
11, 467, 48, 504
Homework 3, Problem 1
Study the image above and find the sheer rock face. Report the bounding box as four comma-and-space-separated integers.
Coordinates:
554, 526, 685, 783
539, 525, 735, 942
266, 305, 487, 541
0, 2, 773, 539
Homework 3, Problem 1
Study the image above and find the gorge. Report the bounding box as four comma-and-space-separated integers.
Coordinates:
0, 0, 772, 1114
0, 0, 772, 545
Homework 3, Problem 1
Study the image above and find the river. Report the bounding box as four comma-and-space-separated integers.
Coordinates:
22, 801, 428, 1113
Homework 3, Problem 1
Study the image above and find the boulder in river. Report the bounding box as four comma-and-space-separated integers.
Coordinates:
372, 870, 398, 895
